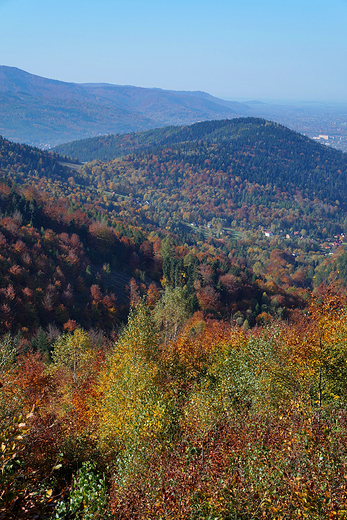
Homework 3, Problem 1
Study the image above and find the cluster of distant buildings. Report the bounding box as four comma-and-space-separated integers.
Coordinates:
263, 229, 345, 254
311, 134, 347, 152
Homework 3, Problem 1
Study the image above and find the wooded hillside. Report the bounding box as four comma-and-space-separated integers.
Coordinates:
2, 121, 347, 517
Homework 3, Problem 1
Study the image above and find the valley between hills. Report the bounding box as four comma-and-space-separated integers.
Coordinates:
2, 100, 347, 516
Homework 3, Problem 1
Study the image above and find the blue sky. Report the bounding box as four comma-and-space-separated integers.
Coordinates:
1, 0, 347, 102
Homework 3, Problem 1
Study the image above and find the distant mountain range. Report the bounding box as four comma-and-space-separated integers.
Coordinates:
0, 66, 251, 147
2, 66, 347, 153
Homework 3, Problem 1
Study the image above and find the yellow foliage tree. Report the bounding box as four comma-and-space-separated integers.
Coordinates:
95, 303, 166, 487
48, 329, 99, 450
300, 289, 347, 408
50, 328, 93, 384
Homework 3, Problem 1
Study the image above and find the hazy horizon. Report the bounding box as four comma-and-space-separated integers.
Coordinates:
1, 0, 347, 104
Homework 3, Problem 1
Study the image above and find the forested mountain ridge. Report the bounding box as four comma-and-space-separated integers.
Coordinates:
55, 117, 347, 208
54, 116, 328, 162
54, 117, 277, 162
74, 118, 347, 232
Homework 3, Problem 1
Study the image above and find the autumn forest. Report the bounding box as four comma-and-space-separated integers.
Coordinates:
2, 118, 347, 518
